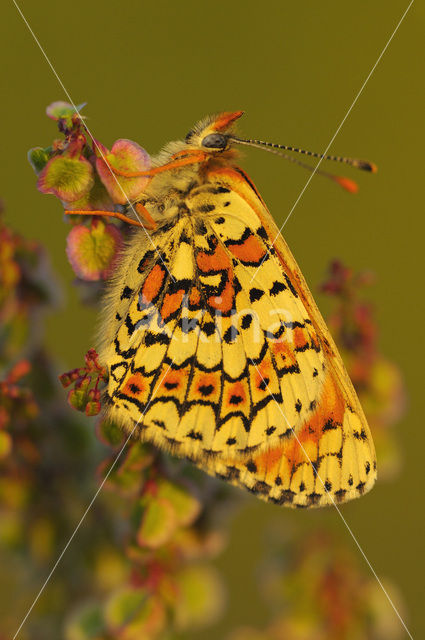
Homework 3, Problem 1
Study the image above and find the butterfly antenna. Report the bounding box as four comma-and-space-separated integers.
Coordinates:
230, 136, 377, 193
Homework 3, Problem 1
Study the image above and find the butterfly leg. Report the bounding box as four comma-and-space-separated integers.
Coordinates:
64, 202, 157, 230
110, 150, 208, 178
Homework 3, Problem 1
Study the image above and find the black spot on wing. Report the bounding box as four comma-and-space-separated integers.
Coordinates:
198, 384, 214, 396
258, 377, 269, 391
120, 286, 133, 300
202, 321, 216, 337
164, 381, 179, 390
256, 226, 268, 240
187, 430, 203, 441
144, 332, 170, 347
196, 203, 215, 213
249, 288, 264, 303
223, 325, 239, 343
284, 275, 298, 297
269, 280, 287, 296
241, 314, 253, 329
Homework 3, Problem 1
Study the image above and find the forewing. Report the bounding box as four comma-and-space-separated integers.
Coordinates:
199, 166, 377, 507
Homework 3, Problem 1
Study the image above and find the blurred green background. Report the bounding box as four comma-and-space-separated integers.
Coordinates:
2, 0, 423, 637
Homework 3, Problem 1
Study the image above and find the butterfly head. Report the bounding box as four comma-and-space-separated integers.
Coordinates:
185, 111, 244, 154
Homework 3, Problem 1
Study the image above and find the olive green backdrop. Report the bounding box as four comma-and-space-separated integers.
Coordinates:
2, 0, 424, 637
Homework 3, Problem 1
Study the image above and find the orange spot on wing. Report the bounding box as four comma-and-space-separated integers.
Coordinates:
189, 287, 202, 305
248, 373, 346, 479
164, 374, 181, 387
272, 340, 288, 355
163, 371, 184, 389
156, 365, 190, 397
209, 278, 234, 313
222, 379, 250, 416
196, 243, 234, 313
142, 264, 165, 303
255, 360, 271, 389
272, 339, 298, 369
255, 445, 285, 476
294, 326, 308, 350
197, 373, 217, 389
160, 290, 184, 320
284, 373, 345, 468
226, 381, 246, 404
196, 243, 231, 272
189, 370, 221, 403
123, 372, 147, 399
226, 234, 266, 263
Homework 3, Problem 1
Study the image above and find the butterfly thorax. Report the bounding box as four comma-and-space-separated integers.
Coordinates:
132, 153, 236, 231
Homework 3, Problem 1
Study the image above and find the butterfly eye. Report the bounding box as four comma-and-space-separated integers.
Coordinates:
201, 133, 228, 150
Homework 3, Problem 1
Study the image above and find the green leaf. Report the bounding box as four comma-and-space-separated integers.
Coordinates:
104, 586, 147, 628
66, 220, 123, 281
28, 146, 52, 174
46, 100, 87, 120
59, 372, 73, 388
67, 388, 87, 411
65, 172, 116, 212
122, 442, 155, 472
156, 479, 201, 528
99, 459, 140, 494
85, 400, 101, 416
97, 420, 125, 448
101, 442, 154, 493
173, 565, 224, 631
137, 496, 177, 549
120, 597, 166, 640
65, 602, 105, 640
37, 155, 94, 202
106, 589, 166, 640
67, 377, 91, 412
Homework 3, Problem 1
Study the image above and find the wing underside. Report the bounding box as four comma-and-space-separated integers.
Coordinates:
98, 166, 376, 507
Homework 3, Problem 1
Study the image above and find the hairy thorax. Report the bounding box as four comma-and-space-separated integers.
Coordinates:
130, 152, 234, 229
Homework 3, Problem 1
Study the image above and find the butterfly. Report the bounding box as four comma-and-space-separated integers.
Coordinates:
80, 111, 377, 508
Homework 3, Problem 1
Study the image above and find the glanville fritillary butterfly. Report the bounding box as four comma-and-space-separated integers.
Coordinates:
68, 111, 377, 508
